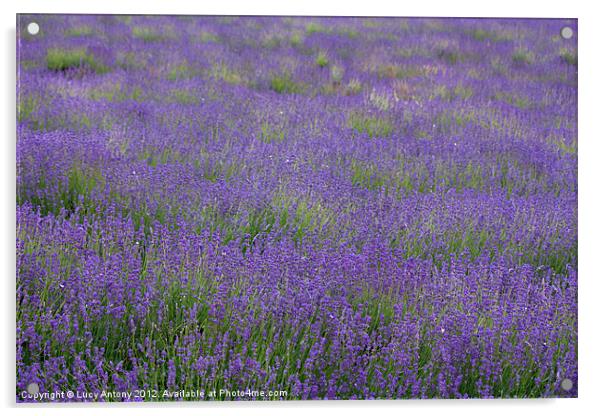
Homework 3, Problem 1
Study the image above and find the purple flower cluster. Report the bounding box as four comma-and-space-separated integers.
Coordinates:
16, 15, 577, 401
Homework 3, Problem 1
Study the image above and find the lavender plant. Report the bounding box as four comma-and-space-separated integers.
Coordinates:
16, 15, 577, 401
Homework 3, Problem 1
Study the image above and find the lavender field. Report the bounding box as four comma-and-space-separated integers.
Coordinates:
16, 15, 577, 401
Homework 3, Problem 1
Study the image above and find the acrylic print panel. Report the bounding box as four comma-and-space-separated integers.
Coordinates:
16, 15, 577, 402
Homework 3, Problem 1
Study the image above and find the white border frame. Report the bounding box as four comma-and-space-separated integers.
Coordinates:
3, 1, 600, 415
